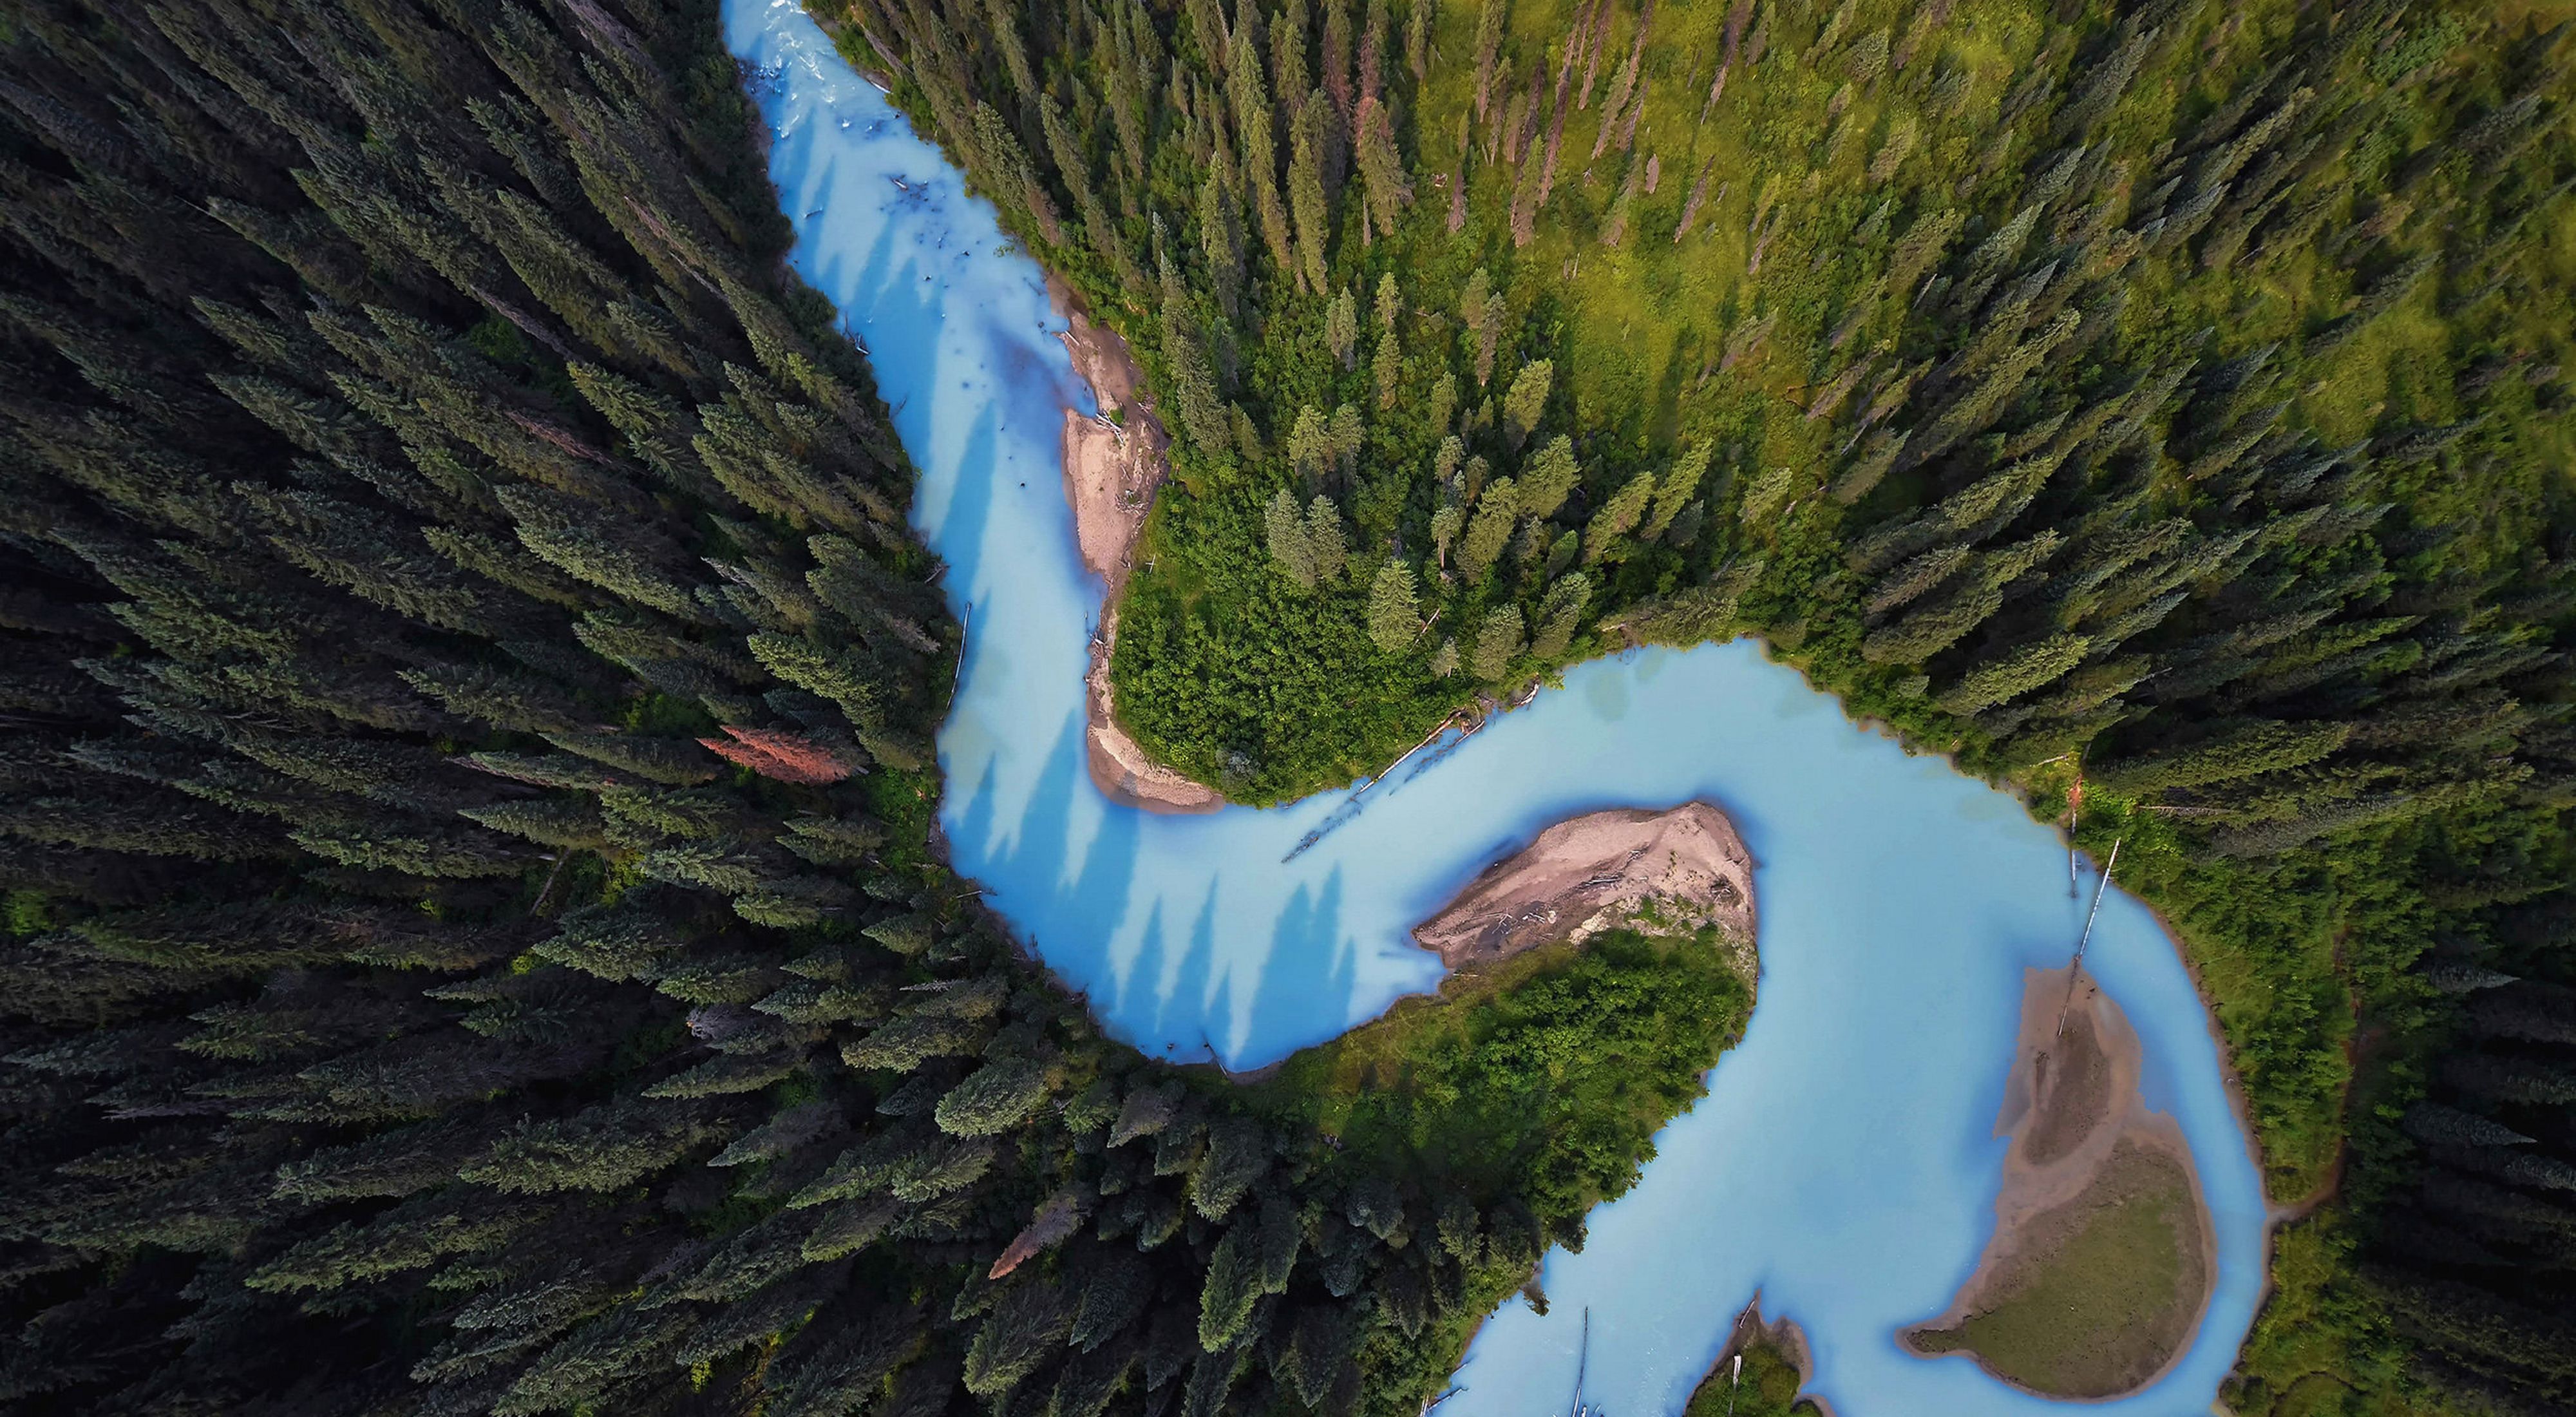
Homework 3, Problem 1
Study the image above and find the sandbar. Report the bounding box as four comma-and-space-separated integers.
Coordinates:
1900, 964, 2217, 1400
1046, 276, 1223, 815
1410, 803, 1756, 971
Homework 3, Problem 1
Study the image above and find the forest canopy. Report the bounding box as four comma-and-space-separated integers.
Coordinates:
3, 0, 2575, 1414
821, 0, 2576, 1411
0, 0, 1750, 1412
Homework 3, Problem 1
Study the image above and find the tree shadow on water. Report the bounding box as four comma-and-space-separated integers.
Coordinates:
952, 736, 1367, 1068
947, 708, 1148, 1013
1153, 885, 1222, 1062
771, 106, 828, 227
1116, 900, 1168, 1039
978, 309, 1086, 421
1235, 868, 1361, 1069
947, 754, 1003, 885
923, 403, 999, 613
821, 195, 947, 450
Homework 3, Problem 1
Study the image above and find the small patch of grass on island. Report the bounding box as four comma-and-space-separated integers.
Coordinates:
1684, 1334, 1824, 1417
1906, 1141, 2206, 1398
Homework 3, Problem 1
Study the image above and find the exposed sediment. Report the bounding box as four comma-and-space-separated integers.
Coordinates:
1410, 803, 1757, 970
1046, 276, 1222, 815
1083, 611, 1222, 814
1900, 965, 2217, 1400
1054, 289, 1159, 591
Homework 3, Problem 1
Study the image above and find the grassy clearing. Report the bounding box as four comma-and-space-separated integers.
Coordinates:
1910, 1141, 2206, 1399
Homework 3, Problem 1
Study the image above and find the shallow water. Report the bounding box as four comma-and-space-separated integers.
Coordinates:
723, 4, 2269, 1411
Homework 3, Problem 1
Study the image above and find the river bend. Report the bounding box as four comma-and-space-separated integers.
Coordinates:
723, 5, 2270, 1411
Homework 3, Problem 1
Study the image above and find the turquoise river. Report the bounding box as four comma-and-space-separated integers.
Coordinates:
724, 3, 2274, 1412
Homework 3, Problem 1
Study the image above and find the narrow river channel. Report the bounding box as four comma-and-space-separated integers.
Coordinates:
724, 3, 2271, 1411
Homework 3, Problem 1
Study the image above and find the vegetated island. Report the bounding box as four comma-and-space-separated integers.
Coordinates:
1050, 278, 1222, 814
1683, 1298, 1832, 1417
1410, 803, 1756, 972
1234, 801, 1760, 1399
1902, 965, 2217, 1400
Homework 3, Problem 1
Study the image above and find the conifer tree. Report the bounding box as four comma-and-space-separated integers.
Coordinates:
1199, 175, 1244, 316
1461, 267, 1492, 350
1374, 330, 1403, 407
1367, 560, 1421, 652
1936, 634, 2091, 716
1642, 442, 1712, 539
1517, 435, 1580, 522
1289, 93, 1336, 291
1266, 488, 1320, 587
1326, 287, 1360, 369
1531, 573, 1592, 659
935, 1057, 1054, 1136
1584, 470, 1657, 561
1305, 497, 1350, 582
1471, 605, 1525, 681
1458, 476, 1518, 582
1501, 359, 1553, 450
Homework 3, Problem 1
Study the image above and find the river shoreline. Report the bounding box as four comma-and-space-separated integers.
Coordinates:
1045, 276, 1225, 815
1034, 223, 2267, 1417
1383, 802, 1768, 1409
1720, 636, 2294, 1279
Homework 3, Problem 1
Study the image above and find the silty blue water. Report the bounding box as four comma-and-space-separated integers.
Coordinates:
723, 4, 2271, 1411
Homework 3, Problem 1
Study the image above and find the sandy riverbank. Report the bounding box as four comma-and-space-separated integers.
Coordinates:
1901, 964, 2217, 1400
1046, 276, 1224, 815
1410, 803, 1757, 971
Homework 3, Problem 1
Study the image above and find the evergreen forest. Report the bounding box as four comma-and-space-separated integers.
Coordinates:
0, 0, 1739, 1412
821, 0, 2576, 1411
0, 0, 2571, 1415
